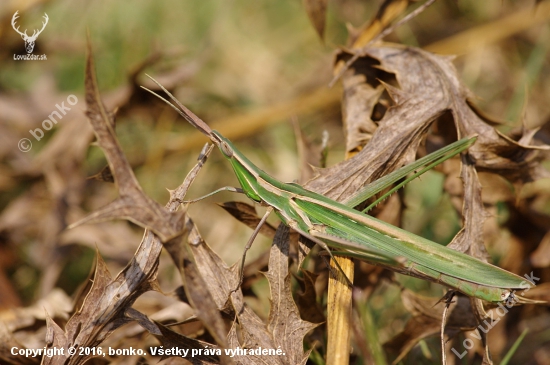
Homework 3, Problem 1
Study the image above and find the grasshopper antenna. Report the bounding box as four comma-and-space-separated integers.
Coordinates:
141, 74, 216, 139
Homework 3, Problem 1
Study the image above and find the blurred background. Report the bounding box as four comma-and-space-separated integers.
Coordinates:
0, 0, 549, 364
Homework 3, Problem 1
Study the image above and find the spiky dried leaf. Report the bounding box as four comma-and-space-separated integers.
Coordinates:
69, 42, 186, 243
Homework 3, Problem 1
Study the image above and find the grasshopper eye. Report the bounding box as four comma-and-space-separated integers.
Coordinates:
220, 141, 233, 158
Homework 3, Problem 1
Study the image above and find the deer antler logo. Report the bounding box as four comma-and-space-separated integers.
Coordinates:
11, 11, 49, 54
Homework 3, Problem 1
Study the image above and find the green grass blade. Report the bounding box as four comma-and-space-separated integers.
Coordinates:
500, 328, 529, 365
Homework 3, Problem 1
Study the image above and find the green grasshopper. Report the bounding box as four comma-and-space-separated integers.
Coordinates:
142, 77, 534, 303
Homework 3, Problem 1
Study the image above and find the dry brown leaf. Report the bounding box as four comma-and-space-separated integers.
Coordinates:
226, 298, 284, 365
241, 251, 271, 289
0, 50, 201, 310
294, 270, 325, 325
265, 226, 318, 364
38, 47, 221, 365
126, 308, 220, 364
43, 252, 132, 364
184, 223, 287, 364
309, 44, 550, 259
334, 0, 410, 155
167, 219, 231, 359
341, 68, 384, 153
69, 43, 186, 243
39, 132, 212, 364
384, 290, 478, 364
0, 320, 40, 365
182, 225, 317, 365
303, 0, 328, 41
159, 144, 237, 361
0, 289, 72, 335
447, 160, 490, 260
477, 172, 515, 204
186, 228, 240, 310
317, 44, 550, 199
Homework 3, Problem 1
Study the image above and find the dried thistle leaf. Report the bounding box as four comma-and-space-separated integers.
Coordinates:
294, 270, 325, 324
170, 209, 281, 364
314, 44, 549, 200
43, 139, 212, 364
447, 160, 490, 261
69, 42, 185, 243
171, 220, 231, 355
341, 71, 384, 153
384, 290, 477, 363
126, 308, 220, 364
265, 226, 318, 364
43, 250, 147, 365
310, 44, 550, 258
